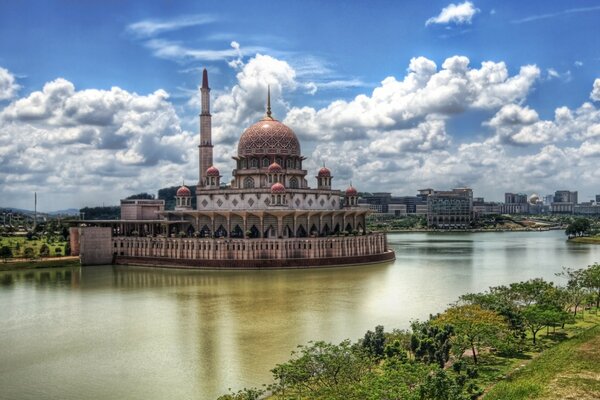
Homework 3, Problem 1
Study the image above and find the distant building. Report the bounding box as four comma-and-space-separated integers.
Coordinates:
425, 188, 473, 228
574, 202, 600, 216
596, 195, 600, 203
473, 197, 502, 215
120, 199, 165, 220
552, 190, 578, 215
502, 192, 530, 214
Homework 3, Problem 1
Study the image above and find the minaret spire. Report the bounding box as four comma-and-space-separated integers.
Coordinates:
265, 85, 273, 119
198, 67, 213, 188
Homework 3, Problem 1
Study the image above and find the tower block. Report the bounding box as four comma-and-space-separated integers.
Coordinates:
198, 68, 213, 187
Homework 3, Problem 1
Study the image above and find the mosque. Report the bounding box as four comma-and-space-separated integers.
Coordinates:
71, 69, 395, 268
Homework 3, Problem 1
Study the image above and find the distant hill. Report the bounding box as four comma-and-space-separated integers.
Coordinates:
48, 208, 79, 216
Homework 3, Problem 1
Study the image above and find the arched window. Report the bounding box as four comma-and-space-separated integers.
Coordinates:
242, 159, 247, 169
286, 158, 293, 169
289, 177, 299, 189
295, 160, 301, 169
251, 158, 258, 168
262, 157, 269, 167
244, 177, 255, 188
276, 157, 282, 166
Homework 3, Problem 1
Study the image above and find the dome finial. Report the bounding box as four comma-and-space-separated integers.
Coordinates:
266, 85, 272, 119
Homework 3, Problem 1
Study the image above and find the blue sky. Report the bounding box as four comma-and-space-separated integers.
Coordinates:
0, 1, 599, 210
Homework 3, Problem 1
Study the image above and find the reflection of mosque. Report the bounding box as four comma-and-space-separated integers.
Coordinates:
75, 69, 394, 268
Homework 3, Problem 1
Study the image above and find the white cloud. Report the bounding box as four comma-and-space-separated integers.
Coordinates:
126, 14, 215, 37
283, 55, 539, 141
591, 78, 600, 102
0, 66, 20, 101
511, 5, 600, 24
426, 1, 480, 26
0, 77, 197, 208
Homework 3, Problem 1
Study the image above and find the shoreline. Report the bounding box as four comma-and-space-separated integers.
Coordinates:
385, 227, 564, 233
0, 256, 80, 271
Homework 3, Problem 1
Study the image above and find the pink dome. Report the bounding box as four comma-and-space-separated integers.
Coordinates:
268, 162, 283, 173
318, 167, 331, 177
206, 166, 220, 176
345, 186, 358, 196
177, 185, 191, 197
271, 182, 286, 194
238, 119, 301, 157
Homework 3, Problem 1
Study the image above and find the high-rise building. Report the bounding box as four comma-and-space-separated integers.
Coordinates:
426, 188, 473, 228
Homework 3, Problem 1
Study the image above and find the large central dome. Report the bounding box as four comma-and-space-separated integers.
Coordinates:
237, 116, 301, 157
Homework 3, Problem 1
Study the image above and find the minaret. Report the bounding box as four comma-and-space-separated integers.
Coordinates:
198, 68, 213, 187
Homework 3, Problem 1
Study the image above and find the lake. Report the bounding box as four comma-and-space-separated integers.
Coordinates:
1, 231, 598, 399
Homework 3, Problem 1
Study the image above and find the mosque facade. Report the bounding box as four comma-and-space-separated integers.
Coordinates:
72, 69, 395, 268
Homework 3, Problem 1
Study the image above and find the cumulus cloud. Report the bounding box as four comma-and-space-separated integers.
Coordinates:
426, 1, 479, 26
591, 78, 600, 102
284, 55, 539, 141
0, 66, 20, 101
0, 77, 196, 207
486, 100, 600, 145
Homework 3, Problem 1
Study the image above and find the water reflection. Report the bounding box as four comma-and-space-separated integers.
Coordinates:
0, 267, 81, 288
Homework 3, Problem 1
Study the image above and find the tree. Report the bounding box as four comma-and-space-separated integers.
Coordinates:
55, 247, 62, 256
582, 263, 600, 309
361, 325, 386, 360
23, 247, 35, 260
39, 243, 50, 258
126, 192, 155, 200
0, 245, 12, 262
270, 340, 371, 398
522, 305, 551, 345
410, 321, 453, 368
434, 304, 509, 364
565, 218, 592, 237
557, 267, 589, 317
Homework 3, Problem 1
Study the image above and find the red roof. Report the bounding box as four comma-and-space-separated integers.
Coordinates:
271, 182, 286, 194
317, 166, 331, 177
206, 166, 220, 176
177, 185, 191, 196
268, 162, 283, 173
345, 186, 358, 196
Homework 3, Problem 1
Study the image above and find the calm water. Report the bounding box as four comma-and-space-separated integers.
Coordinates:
1, 231, 599, 399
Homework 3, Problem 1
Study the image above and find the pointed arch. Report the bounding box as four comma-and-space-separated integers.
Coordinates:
289, 177, 299, 189
244, 177, 255, 188
296, 224, 307, 238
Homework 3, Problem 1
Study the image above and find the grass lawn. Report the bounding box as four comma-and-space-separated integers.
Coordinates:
0, 257, 80, 271
483, 312, 600, 399
0, 235, 67, 258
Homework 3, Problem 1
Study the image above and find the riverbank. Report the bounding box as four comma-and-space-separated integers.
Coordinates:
484, 321, 600, 399
569, 236, 600, 244
386, 227, 563, 233
0, 256, 79, 271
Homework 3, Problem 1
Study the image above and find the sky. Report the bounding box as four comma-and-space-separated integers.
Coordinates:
0, 0, 599, 211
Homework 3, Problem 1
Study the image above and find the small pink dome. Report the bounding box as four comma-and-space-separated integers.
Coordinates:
177, 185, 191, 196
345, 185, 358, 196
271, 182, 286, 194
268, 162, 283, 173
318, 167, 331, 177
206, 166, 220, 176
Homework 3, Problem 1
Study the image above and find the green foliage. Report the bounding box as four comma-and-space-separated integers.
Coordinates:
0, 245, 12, 262
582, 262, 600, 309
270, 340, 371, 398
216, 388, 265, 400
565, 218, 591, 237
38, 243, 50, 258
23, 247, 35, 259
434, 304, 509, 364
126, 192, 155, 200
410, 320, 453, 368
361, 325, 386, 360
79, 206, 120, 220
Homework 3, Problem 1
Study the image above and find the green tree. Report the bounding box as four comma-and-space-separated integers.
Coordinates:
0, 245, 12, 262
565, 218, 592, 237
582, 263, 600, 309
39, 243, 50, 258
270, 340, 371, 398
410, 320, 453, 368
434, 304, 509, 364
361, 325, 386, 360
23, 247, 35, 260
557, 267, 589, 317
522, 305, 555, 345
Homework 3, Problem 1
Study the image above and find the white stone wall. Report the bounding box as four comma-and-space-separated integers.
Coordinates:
112, 233, 388, 261
196, 189, 342, 211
